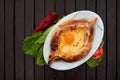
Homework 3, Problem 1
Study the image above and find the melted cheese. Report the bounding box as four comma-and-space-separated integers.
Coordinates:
58, 28, 87, 57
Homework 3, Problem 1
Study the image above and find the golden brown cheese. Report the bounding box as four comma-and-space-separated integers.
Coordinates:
58, 28, 87, 56
48, 18, 97, 64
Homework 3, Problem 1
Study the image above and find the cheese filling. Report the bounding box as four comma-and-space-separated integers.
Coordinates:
58, 28, 88, 57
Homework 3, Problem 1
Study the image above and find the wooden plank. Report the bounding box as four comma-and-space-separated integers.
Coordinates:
107, 0, 117, 80
45, 66, 54, 80
44, 0, 55, 80
86, 0, 96, 11
64, 69, 77, 80
0, 0, 5, 80
117, 0, 120, 80
96, 0, 106, 80
86, 68, 96, 80
77, 64, 86, 80
53, 70, 64, 80
24, 0, 34, 80
86, 0, 96, 80
53, 0, 65, 80
34, 0, 44, 80
35, 0, 44, 25
55, 0, 65, 17
76, 0, 86, 80
66, 0, 75, 14
76, 0, 86, 10
5, 0, 15, 80
15, 0, 24, 80
64, 0, 77, 80
45, 0, 54, 14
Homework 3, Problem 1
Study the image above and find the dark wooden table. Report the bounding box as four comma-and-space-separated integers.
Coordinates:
0, 0, 120, 80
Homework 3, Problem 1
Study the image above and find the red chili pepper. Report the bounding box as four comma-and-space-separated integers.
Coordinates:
33, 12, 57, 33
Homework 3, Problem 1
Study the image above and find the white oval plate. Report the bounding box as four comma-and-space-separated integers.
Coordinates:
43, 10, 104, 70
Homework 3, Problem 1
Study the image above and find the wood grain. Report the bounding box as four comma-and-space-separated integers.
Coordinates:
24, 0, 34, 80
15, 0, 25, 79
96, 0, 106, 80
34, 0, 44, 80
117, 0, 120, 80
116, 0, 120, 80
0, 0, 119, 80
5, 0, 15, 80
107, 0, 117, 80
0, 0, 5, 80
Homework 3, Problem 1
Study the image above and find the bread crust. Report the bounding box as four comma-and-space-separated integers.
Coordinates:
48, 18, 97, 64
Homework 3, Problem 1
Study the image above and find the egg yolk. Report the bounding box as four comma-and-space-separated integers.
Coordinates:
64, 33, 74, 44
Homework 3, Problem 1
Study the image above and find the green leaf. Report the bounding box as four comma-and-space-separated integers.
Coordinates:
23, 31, 43, 57
23, 25, 53, 57
23, 18, 62, 66
35, 25, 54, 44
35, 46, 46, 66
86, 40, 104, 68
86, 56, 103, 68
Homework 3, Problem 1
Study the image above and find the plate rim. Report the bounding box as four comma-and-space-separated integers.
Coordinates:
43, 10, 104, 70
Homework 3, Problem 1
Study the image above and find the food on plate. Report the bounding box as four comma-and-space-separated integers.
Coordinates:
48, 17, 98, 64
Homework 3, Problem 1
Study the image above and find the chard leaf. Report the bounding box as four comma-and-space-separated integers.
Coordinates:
86, 56, 103, 68
35, 46, 46, 66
